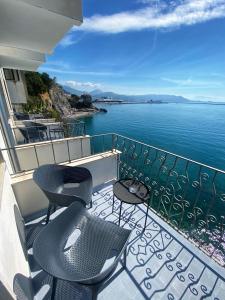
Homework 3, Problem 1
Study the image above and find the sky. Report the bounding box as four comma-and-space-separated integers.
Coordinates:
39, 0, 225, 101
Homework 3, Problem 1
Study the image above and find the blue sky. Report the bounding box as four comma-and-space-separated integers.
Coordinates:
39, 0, 225, 101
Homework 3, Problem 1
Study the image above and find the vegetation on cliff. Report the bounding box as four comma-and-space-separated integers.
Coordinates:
25, 72, 55, 96
22, 72, 61, 119
22, 71, 103, 120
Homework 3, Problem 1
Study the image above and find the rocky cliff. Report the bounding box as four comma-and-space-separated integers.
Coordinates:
49, 84, 72, 117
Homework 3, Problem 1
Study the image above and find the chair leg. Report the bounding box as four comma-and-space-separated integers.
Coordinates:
46, 204, 52, 225
52, 205, 57, 213
112, 194, 115, 213
91, 284, 99, 300
118, 202, 123, 226
51, 277, 57, 300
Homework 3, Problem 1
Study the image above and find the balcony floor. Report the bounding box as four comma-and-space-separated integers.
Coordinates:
25, 184, 225, 300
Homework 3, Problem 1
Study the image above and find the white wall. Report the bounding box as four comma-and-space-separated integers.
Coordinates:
6, 71, 27, 104
13, 136, 91, 172
12, 151, 119, 218
0, 161, 32, 299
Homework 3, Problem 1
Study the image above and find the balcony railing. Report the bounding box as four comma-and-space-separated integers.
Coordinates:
12, 121, 86, 145
2, 133, 225, 265
112, 134, 225, 266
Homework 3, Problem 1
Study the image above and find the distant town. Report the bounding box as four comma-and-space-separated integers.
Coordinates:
93, 97, 164, 104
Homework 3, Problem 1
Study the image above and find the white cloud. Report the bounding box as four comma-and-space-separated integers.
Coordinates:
58, 31, 87, 47
59, 34, 75, 47
64, 80, 102, 91
43, 61, 70, 69
162, 77, 191, 85
39, 65, 114, 76
73, 0, 225, 34
161, 76, 223, 87
196, 95, 225, 101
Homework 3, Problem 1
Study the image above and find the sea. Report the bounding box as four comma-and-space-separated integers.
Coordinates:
78, 103, 225, 171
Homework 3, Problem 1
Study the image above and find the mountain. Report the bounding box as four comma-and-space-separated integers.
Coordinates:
91, 91, 190, 103
63, 85, 190, 103
89, 89, 103, 96
62, 85, 84, 96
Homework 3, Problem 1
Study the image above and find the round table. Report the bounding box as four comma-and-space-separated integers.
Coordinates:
113, 179, 150, 231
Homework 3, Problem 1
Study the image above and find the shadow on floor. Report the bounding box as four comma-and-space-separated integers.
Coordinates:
24, 185, 225, 300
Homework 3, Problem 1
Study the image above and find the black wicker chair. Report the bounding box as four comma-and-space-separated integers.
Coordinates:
33, 164, 93, 224
33, 201, 132, 300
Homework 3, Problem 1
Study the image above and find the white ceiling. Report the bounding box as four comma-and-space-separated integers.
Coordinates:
17, 0, 82, 22
0, 0, 82, 70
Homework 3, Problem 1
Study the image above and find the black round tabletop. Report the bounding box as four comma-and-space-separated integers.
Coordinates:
113, 179, 149, 205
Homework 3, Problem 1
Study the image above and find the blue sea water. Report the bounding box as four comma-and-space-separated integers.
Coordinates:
79, 103, 225, 171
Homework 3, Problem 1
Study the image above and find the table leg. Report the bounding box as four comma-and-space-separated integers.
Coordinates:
118, 201, 122, 226
123, 247, 127, 268
90, 198, 93, 209
144, 204, 149, 231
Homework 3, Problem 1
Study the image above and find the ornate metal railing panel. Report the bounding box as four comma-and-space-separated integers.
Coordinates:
112, 134, 225, 265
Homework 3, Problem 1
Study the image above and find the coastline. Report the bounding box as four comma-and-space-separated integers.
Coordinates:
66, 110, 97, 119
64, 109, 101, 119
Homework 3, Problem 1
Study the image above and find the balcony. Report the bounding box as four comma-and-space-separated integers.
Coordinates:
24, 183, 225, 299
1, 133, 225, 299
12, 121, 86, 145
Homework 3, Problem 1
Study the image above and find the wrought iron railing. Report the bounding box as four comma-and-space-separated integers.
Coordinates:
12, 121, 86, 145
1, 132, 225, 265
112, 134, 225, 266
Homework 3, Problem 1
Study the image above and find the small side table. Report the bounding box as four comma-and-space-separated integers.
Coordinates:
113, 179, 150, 231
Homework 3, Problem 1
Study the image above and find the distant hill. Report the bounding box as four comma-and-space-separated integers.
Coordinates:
90, 89, 103, 96
62, 85, 84, 96
63, 85, 190, 103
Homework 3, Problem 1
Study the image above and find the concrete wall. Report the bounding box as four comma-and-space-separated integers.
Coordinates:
13, 136, 91, 172
0, 160, 32, 299
12, 151, 119, 219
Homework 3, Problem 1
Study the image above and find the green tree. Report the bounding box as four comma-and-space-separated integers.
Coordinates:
80, 94, 92, 108
41, 72, 55, 91
68, 94, 80, 108
25, 72, 47, 96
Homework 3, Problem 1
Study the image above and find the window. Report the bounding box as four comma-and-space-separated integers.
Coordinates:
4, 69, 15, 81
3, 69, 20, 81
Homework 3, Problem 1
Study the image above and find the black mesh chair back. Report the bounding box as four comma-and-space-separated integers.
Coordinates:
33, 164, 93, 223
33, 164, 93, 207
